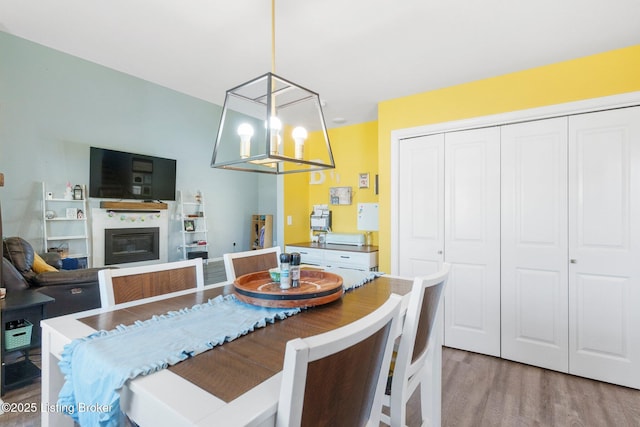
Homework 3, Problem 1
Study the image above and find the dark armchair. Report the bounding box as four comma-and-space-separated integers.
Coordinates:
2, 237, 107, 318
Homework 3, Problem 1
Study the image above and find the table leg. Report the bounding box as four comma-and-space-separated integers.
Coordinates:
41, 324, 74, 427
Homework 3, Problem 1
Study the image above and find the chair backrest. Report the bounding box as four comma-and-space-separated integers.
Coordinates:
98, 258, 204, 307
386, 263, 450, 424
277, 293, 403, 427
223, 246, 282, 281
405, 264, 449, 368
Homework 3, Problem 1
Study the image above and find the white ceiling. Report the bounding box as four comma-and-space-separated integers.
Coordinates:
1, 0, 640, 127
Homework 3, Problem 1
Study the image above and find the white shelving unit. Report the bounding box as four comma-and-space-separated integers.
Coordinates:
41, 182, 91, 267
177, 190, 209, 263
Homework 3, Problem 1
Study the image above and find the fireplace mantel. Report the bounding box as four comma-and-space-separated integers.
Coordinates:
100, 201, 168, 210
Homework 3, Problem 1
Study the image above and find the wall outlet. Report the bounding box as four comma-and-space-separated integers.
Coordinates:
287, 215, 292, 225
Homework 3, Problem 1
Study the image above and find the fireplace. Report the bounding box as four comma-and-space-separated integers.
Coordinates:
105, 227, 160, 265
92, 207, 169, 267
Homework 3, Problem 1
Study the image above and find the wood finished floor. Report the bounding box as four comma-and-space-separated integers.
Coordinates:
2, 261, 639, 426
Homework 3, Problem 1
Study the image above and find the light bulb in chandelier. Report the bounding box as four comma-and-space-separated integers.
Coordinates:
237, 123, 254, 159
269, 116, 282, 154
292, 126, 308, 160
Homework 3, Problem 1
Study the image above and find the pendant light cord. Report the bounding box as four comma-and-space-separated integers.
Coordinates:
270, 0, 277, 124
271, 0, 276, 74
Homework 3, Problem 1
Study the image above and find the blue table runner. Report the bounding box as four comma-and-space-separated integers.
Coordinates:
58, 294, 300, 427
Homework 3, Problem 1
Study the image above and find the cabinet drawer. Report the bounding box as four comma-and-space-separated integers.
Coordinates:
323, 250, 377, 270
286, 246, 324, 266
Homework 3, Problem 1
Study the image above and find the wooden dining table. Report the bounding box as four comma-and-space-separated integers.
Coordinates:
40, 274, 415, 426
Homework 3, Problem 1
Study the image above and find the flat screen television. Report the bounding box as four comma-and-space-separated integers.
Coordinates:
89, 147, 177, 201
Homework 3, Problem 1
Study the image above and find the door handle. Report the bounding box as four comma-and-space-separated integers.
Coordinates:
570, 259, 577, 264
437, 250, 443, 255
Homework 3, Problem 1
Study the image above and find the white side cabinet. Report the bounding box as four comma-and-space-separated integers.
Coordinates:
285, 244, 378, 271
41, 182, 91, 267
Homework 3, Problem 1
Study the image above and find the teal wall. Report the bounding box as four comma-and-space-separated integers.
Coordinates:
0, 32, 277, 260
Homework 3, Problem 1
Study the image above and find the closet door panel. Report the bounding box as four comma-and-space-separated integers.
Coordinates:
398, 134, 445, 277
444, 127, 501, 356
501, 117, 569, 371
569, 106, 640, 389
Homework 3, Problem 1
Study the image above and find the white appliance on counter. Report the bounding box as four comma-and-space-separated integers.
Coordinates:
325, 232, 366, 246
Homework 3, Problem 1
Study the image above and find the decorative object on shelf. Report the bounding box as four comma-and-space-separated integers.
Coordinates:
329, 187, 352, 205
211, 0, 334, 175
48, 243, 69, 258
64, 182, 73, 200
77, 209, 84, 219
66, 208, 78, 219
359, 173, 370, 189
45, 210, 56, 219
46, 191, 53, 200
184, 220, 195, 232
73, 184, 83, 200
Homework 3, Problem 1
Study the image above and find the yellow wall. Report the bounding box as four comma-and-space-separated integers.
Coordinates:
377, 44, 640, 272
283, 166, 310, 243
284, 121, 379, 244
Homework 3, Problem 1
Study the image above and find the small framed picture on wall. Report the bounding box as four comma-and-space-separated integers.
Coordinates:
330, 187, 352, 205
359, 173, 370, 189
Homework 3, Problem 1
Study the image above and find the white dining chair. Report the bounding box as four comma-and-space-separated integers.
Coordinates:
98, 258, 204, 307
276, 293, 403, 427
381, 263, 450, 427
223, 246, 281, 281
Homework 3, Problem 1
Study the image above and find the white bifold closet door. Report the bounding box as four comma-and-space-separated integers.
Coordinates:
397, 133, 445, 277
568, 106, 640, 389
443, 128, 501, 357
398, 128, 500, 356
501, 117, 569, 372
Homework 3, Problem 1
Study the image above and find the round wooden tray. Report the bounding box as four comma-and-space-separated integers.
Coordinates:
233, 270, 344, 308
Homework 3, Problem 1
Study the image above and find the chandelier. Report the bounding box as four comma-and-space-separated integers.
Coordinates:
211, 0, 335, 174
